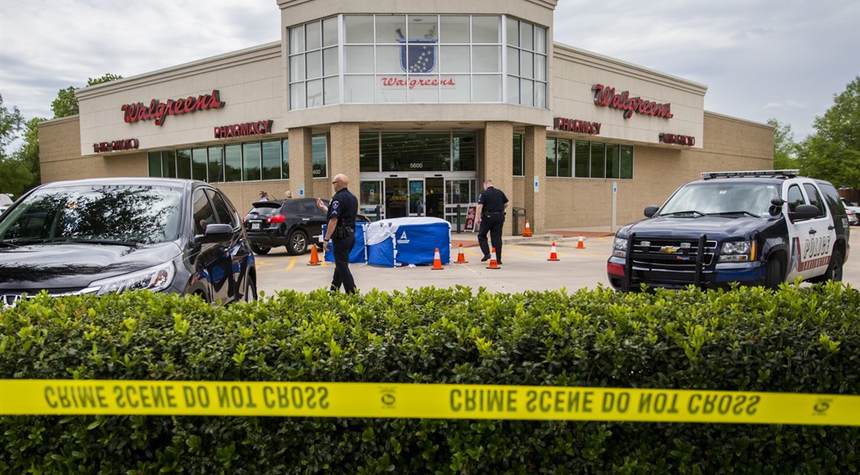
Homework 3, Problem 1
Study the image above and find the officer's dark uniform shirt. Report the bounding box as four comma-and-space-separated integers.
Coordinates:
478, 187, 508, 216
327, 188, 358, 233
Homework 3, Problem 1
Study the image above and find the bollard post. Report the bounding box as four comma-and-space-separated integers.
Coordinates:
456, 204, 462, 233
376, 204, 381, 222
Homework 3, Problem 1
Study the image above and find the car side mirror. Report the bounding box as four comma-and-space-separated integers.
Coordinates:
769, 198, 785, 217
196, 223, 233, 244
644, 206, 659, 218
790, 204, 820, 221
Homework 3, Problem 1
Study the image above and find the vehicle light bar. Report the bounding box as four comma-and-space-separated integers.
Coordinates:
701, 170, 799, 180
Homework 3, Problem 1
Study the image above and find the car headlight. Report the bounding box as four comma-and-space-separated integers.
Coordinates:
720, 241, 753, 262
613, 236, 628, 258
88, 262, 175, 295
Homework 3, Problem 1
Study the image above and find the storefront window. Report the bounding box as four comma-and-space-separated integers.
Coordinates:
621, 145, 634, 179
575, 141, 589, 178
506, 17, 547, 107
262, 140, 281, 180
176, 150, 191, 179
161, 151, 176, 178
312, 135, 328, 177
192, 148, 207, 181
382, 132, 450, 172
452, 133, 477, 171
513, 134, 524, 176
360, 133, 380, 172
606, 144, 621, 179
148, 152, 161, 177
224, 145, 242, 182
360, 180, 383, 218
289, 16, 339, 110
208, 146, 224, 182
243, 143, 261, 181
440, 16, 469, 43
557, 139, 572, 177
545, 137, 557, 177
590, 143, 606, 179
281, 139, 290, 179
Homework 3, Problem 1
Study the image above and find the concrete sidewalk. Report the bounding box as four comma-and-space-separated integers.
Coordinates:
452, 229, 614, 247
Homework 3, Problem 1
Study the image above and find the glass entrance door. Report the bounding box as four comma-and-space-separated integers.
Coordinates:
385, 178, 408, 218
425, 177, 445, 219
409, 179, 425, 216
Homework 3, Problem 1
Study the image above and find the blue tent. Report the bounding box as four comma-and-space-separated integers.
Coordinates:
365, 218, 451, 267
323, 222, 367, 263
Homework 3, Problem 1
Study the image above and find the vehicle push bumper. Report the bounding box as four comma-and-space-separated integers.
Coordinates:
607, 233, 766, 290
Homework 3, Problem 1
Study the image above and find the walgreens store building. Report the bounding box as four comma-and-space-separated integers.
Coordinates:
39, 0, 773, 233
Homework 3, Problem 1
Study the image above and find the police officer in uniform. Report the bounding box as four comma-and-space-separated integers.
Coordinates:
476, 179, 509, 265
316, 174, 359, 293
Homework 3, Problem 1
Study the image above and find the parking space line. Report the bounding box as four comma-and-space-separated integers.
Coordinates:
287, 256, 297, 272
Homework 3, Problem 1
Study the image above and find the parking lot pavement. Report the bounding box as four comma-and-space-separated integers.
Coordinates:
255, 232, 860, 295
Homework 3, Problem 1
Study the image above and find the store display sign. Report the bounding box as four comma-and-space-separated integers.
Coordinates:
659, 133, 696, 146
92, 138, 139, 153
554, 117, 602, 135
592, 84, 673, 120
214, 120, 273, 139
121, 89, 226, 127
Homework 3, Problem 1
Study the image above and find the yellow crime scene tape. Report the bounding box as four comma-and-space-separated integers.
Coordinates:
1, 380, 859, 426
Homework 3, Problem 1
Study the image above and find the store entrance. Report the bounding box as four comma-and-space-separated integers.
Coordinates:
385, 178, 408, 218
363, 175, 478, 223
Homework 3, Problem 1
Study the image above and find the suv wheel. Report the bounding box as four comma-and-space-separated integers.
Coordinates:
251, 244, 270, 255
287, 230, 309, 255
823, 248, 844, 282
764, 256, 784, 290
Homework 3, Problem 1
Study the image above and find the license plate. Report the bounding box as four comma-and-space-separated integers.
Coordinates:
251, 223, 261, 230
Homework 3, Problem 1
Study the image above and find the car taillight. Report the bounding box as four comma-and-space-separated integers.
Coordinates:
268, 214, 286, 224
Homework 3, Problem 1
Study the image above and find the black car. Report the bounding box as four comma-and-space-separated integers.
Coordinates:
608, 170, 850, 290
244, 198, 330, 255
0, 178, 256, 307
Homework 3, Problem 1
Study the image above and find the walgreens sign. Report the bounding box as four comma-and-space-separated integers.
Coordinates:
121, 90, 225, 126
592, 84, 673, 120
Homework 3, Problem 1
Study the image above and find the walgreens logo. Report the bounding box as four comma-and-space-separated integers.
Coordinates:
121, 90, 225, 126
592, 84, 673, 120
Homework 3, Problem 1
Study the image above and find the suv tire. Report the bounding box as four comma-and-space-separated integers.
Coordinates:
287, 230, 309, 255
821, 248, 844, 282
764, 255, 784, 290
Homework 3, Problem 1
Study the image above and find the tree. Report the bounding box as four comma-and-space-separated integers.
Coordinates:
799, 76, 860, 189
50, 73, 123, 118
13, 117, 45, 184
767, 118, 799, 170
0, 93, 23, 153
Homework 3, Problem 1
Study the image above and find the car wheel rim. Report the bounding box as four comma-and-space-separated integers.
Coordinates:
292, 235, 306, 252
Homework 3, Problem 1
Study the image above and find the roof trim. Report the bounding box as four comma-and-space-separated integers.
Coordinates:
76, 41, 282, 100
553, 42, 708, 96
705, 110, 773, 130
38, 115, 79, 127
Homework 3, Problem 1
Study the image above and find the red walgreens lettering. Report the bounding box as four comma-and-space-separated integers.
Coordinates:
554, 117, 602, 135
214, 120, 273, 139
659, 133, 696, 146
381, 77, 456, 88
92, 138, 140, 153
121, 90, 226, 126
592, 84, 673, 120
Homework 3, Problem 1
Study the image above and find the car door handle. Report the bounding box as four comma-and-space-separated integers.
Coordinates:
828, 225, 835, 230
808, 229, 817, 235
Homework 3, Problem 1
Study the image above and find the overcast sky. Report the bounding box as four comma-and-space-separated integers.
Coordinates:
1, 0, 858, 142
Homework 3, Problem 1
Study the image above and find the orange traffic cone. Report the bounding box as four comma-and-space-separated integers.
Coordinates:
548, 241, 560, 262
577, 236, 586, 249
486, 247, 500, 269
455, 244, 468, 264
522, 221, 533, 237
308, 244, 321, 266
432, 248, 444, 270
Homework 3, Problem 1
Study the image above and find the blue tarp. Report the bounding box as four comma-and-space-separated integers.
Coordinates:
323, 223, 367, 263
365, 218, 451, 267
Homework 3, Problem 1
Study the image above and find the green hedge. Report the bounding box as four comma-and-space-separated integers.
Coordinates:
1, 284, 860, 473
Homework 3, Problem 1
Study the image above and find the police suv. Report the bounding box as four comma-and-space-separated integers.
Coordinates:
607, 170, 850, 290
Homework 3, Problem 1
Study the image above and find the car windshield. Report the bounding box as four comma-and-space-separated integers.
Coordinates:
0, 184, 183, 245
660, 182, 780, 217
248, 205, 280, 217
0, 194, 13, 206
